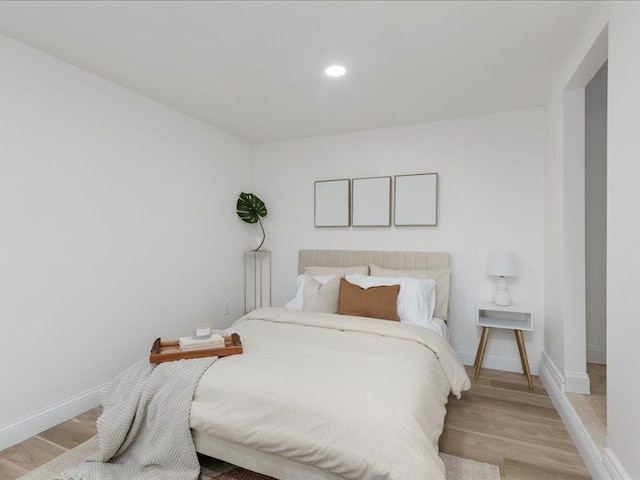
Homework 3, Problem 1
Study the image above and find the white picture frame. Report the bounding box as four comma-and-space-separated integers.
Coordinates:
314, 179, 351, 227
394, 173, 438, 226
351, 176, 392, 227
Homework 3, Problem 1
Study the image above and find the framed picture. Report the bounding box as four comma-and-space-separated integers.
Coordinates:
314, 179, 351, 227
394, 173, 438, 226
351, 176, 392, 227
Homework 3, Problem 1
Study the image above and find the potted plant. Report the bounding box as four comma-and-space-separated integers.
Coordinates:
236, 192, 268, 251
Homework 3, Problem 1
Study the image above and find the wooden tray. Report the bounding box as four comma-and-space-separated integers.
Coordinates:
149, 333, 243, 364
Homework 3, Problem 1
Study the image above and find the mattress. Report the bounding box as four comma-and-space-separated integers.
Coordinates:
190, 308, 469, 480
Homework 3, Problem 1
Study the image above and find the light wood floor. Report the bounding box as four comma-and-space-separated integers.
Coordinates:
0, 408, 101, 480
441, 366, 591, 479
0, 367, 591, 480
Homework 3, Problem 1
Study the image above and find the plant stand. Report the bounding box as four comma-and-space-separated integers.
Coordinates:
244, 250, 271, 314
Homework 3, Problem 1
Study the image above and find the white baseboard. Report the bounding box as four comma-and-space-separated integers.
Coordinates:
538, 350, 634, 480
0, 385, 102, 451
603, 448, 632, 480
565, 371, 591, 394
539, 351, 606, 479
587, 345, 607, 365
540, 350, 565, 391
456, 351, 539, 376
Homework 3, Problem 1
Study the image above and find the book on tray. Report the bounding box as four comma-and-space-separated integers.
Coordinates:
179, 333, 225, 351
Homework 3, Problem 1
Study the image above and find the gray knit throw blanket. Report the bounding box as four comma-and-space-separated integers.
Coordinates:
56, 357, 216, 480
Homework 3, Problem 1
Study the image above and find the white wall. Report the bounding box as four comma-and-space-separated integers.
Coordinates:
562, 86, 589, 392
0, 34, 252, 443
545, 2, 640, 477
543, 88, 566, 375
253, 108, 545, 374
606, 3, 640, 477
585, 62, 607, 365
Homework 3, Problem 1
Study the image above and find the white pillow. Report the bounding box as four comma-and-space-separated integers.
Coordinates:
285, 274, 338, 311
369, 265, 451, 320
345, 273, 436, 327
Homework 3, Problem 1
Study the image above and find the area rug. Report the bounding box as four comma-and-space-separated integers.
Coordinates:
19, 436, 500, 480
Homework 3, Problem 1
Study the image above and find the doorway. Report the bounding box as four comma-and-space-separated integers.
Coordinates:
566, 60, 608, 450
585, 61, 607, 371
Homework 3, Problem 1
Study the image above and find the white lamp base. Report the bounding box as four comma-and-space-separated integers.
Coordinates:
494, 276, 512, 306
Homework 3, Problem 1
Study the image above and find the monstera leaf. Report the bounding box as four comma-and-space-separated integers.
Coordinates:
237, 192, 267, 250
236, 192, 267, 223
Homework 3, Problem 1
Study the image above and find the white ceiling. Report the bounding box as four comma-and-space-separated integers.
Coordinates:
0, 1, 603, 143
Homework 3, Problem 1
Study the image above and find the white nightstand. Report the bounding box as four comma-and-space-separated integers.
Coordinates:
474, 302, 534, 389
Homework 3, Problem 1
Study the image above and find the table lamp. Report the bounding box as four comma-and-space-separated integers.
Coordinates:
486, 251, 517, 306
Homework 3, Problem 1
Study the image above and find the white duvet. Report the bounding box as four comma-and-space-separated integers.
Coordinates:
190, 308, 470, 480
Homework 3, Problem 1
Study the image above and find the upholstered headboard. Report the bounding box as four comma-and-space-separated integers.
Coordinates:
298, 250, 450, 274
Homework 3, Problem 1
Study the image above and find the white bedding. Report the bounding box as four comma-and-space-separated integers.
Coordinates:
427, 316, 450, 342
190, 308, 470, 480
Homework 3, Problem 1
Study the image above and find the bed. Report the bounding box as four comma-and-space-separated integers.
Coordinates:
190, 250, 470, 480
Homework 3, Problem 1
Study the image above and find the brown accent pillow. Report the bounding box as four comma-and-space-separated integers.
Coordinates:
338, 278, 401, 321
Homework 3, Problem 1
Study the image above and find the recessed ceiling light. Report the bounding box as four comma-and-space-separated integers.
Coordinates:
325, 65, 347, 77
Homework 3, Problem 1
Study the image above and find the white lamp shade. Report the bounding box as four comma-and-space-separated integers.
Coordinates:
486, 251, 517, 277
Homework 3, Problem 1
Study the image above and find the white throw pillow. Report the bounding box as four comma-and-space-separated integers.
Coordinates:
285, 274, 338, 311
345, 274, 436, 327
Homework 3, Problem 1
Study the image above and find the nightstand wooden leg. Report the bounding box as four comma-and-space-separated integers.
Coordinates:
474, 327, 491, 380
514, 329, 534, 390
473, 331, 483, 370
